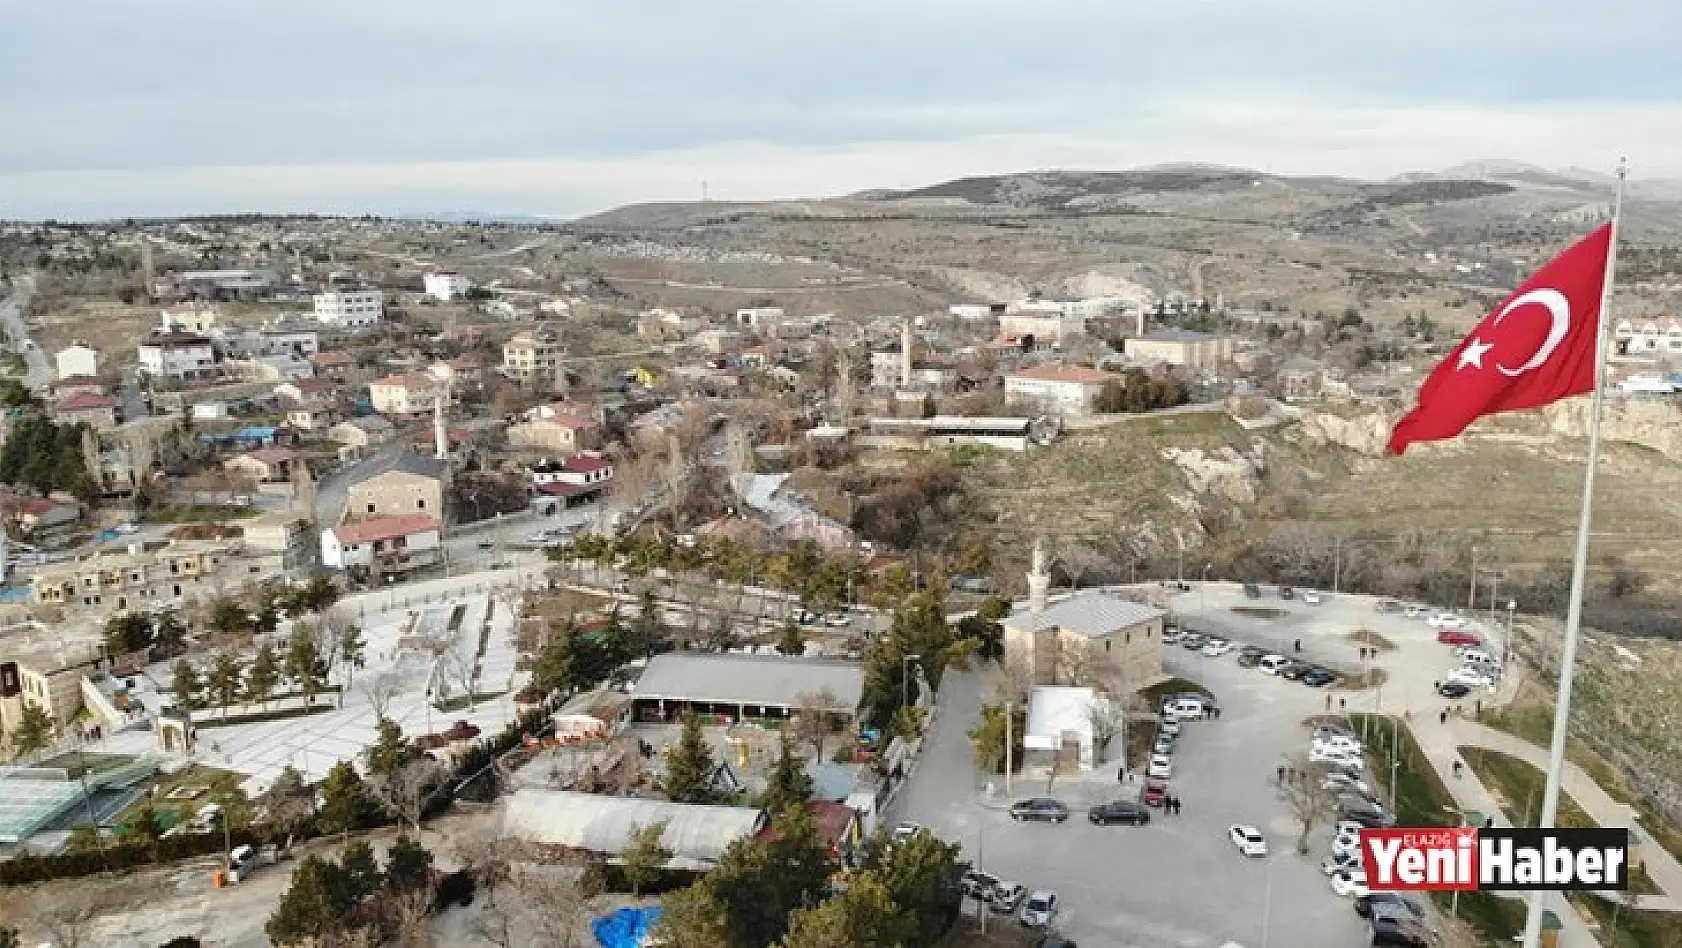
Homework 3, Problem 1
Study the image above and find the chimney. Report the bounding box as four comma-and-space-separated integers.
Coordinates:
901, 319, 914, 388
1027, 537, 1050, 615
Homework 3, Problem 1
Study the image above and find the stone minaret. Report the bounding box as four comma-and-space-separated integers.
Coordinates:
433, 382, 450, 460
1027, 537, 1050, 616
900, 319, 914, 388
1135, 306, 1146, 338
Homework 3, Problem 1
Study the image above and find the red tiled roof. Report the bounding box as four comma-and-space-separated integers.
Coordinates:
756, 802, 855, 852
243, 447, 298, 465
313, 351, 355, 366
56, 393, 116, 411
331, 514, 440, 545
1008, 364, 1116, 385
563, 456, 612, 474
536, 482, 604, 498
286, 378, 338, 394
4, 496, 60, 516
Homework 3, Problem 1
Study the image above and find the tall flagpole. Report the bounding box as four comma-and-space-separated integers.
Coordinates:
1520, 158, 1627, 948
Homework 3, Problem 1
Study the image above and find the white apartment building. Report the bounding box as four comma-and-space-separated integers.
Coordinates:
137, 332, 217, 383
228, 323, 320, 359
313, 288, 385, 328
1003, 364, 1118, 417
368, 373, 442, 416
321, 514, 442, 575
503, 328, 565, 384
424, 272, 472, 301
159, 302, 220, 334
1614, 318, 1682, 357
54, 343, 101, 379
735, 307, 786, 331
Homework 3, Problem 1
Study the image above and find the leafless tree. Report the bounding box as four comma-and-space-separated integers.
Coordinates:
1086, 696, 1123, 763
373, 758, 446, 835
794, 689, 841, 757
31, 891, 101, 948
509, 864, 598, 948
388, 885, 436, 948
1056, 638, 1093, 686
455, 832, 513, 908
362, 671, 401, 721
1276, 751, 1342, 853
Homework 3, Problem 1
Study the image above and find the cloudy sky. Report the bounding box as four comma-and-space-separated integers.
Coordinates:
1, 0, 1676, 219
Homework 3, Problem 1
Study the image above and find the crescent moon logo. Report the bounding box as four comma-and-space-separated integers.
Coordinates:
1491, 288, 1571, 377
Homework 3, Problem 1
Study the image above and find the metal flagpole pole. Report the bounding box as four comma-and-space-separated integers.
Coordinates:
1520, 158, 1627, 948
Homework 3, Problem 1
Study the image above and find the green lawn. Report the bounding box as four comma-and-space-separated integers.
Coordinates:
1569, 890, 1682, 948
1349, 714, 1525, 945
1458, 747, 1597, 830
146, 504, 261, 523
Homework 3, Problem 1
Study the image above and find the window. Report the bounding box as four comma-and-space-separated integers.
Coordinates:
1105, 639, 1112, 653
1125, 632, 1132, 645
367, 503, 376, 513
416, 499, 425, 509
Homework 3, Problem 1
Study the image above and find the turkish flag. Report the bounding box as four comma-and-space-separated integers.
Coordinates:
1388, 224, 1613, 454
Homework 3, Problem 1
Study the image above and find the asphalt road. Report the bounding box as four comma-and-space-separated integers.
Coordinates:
0, 277, 53, 391
313, 437, 409, 526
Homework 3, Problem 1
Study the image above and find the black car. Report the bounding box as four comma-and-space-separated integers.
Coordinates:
1243, 583, 1263, 599
1300, 668, 1337, 687
1035, 936, 1077, 948
1278, 585, 1295, 600
1010, 798, 1070, 823
1356, 892, 1423, 920
1236, 650, 1264, 668
1339, 805, 1396, 828
1371, 909, 1436, 948
1277, 662, 1310, 681
961, 870, 1000, 901
1437, 680, 1472, 698
1088, 801, 1151, 826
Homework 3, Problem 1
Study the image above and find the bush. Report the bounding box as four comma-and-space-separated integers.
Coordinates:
433, 869, 476, 910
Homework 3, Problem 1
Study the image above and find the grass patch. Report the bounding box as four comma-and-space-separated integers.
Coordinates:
1568, 890, 1680, 948
1349, 713, 1524, 945
145, 505, 261, 523
1344, 628, 1397, 651
1459, 746, 1597, 830
195, 703, 336, 729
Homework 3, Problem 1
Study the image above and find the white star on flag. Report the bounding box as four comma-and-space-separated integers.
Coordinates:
1457, 337, 1495, 371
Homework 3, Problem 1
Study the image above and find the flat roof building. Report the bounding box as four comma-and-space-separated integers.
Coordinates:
630, 653, 864, 723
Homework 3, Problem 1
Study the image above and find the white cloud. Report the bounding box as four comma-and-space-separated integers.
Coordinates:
3, 95, 1676, 219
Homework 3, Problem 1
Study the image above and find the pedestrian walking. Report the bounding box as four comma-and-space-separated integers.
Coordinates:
1453, 760, 1463, 779
1214, 706, 1222, 720
1175, 797, 1183, 815
1325, 693, 1333, 712
1475, 699, 1482, 716
1277, 764, 1286, 784
1439, 709, 1449, 725
1455, 703, 1464, 716
1339, 697, 1347, 711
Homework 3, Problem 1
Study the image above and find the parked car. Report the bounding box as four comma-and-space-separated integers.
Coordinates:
1456, 647, 1497, 665
1324, 850, 1362, 875
1403, 605, 1426, 618
1322, 772, 1373, 796
796, 610, 821, 626
1089, 800, 1151, 825
1357, 891, 1425, 920
824, 612, 852, 627
1278, 586, 1295, 600
961, 870, 1000, 901
1228, 825, 1268, 857
1236, 646, 1267, 668
1437, 680, 1472, 699
1299, 668, 1337, 687
1330, 868, 1371, 897
1313, 733, 1363, 754
1302, 591, 1322, 605
1338, 804, 1396, 829
1277, 663, 1310, 681
1427, 613, 1466, 629
1180, 633, 1208, 650
1437, 628, 1482, 646
1158, 716, 1182, 737
1309, 746, 1363, 767
113, 522, 140, 535
1374, 600, 1402, 613
1243, 582, 1263, 598
1020, 890, 1059, 928
892, 822, 925, 843
1201, 639, 1234, 657
1141, 779, 1169, 807
1146, 755, 1174, 778
1163, 696, 1213, 718
1257, 654, 1290, 674
1162, 628, 1182, 645
1010, 798, 1070, 823
1152, 734, 1175, 756
992, 881, 1027, 913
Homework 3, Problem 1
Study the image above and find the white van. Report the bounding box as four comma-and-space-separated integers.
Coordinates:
1258, 655, 1289, 675
1165, 697, 1209, 718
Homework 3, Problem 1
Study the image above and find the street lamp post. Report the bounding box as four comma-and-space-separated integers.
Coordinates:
1201, 564, 1211, 614
1505, 600, 1518, 667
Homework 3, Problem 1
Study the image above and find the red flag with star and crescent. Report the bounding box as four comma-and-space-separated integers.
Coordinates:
1388, 224, 1614, 455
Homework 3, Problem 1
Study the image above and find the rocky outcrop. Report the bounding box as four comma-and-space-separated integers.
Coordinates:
1162, 443, 1265, 504
1296, 409, 1391, 456
1543, 398, 1682, 460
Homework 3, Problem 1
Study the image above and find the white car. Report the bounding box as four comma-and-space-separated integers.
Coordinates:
1158, 716, 1182, 737
1456, 647, 1496, 665
1403, 605, 1425, 618
1201, 639, 1233, 657
892, 822, 924, 843
1019, 890, 1058, 928
1330, 868, 1371, 898
1310, 746, 1363, 767
1313, 735, 1363, 754
113, 522, 140, 535
824, 613, 852, 627
1303, 591, 1322, 605
1332, 832, 1363, 860
1229, 825, 1268, 857
1335, 820, 1367, 837
1147, 755, 1173, 778
1257, 655, 1289, 674
1428, 613, 1467, 630
1322, 774, 1373, 796
1447, 667, 1495, 688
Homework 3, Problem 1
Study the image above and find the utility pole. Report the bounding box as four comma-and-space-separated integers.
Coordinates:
1488, 572, 1501, 626
978, 824, 988, 933
1468, 546, 1479, 610
1004, 700, 1014, 796
1332, 536, 1342, 594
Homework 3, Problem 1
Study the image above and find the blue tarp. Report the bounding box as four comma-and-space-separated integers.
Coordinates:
591, 906, 662, 948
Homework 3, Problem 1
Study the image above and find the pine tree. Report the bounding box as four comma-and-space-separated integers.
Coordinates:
153, 610, 188, 656
266, 854, 354, 946
246, 643, 281, 709
776, 621, 804, 656
339, 839, 383, 901
620, 820, 672, 897
363, 717, 410, 779
757, 732, 812, 816
170, 659, 203, 711
780, 871, 914, 948
317, 761, 373, 835
383, 835, 433, 892
662, 713, 717, 804
10, 703, 54, 757
207, 650, 243, 717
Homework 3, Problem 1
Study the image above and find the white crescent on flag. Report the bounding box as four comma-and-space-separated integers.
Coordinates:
1491, 288, 1571, 377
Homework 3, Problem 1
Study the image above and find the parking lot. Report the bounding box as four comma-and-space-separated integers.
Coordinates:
891, 585, 1504, 947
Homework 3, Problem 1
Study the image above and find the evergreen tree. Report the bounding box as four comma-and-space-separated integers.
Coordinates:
363, 717, 410, 779
10, 702, 54, 757
152, 610, 188, 656
207, 650, 243, 716
652, 882, 732, 948
620, 820, 672, 897
383, 835, 433, 892
119, 802, 163, 849
779, 871, 915, 948
285, 631, 324, 705
662, 713, 717, 804
208, 597, 252, 639
265, 854, 354, 946
339, 839, 382, 901
757, 733, 812, 816
627, 590, 668, 658
336, 623, 366, 688
869, 829, 964, 945
246, 643, 281, 709
708, 804, 834, 947
103, 612, 154, 657
317, 761, 374, 834
170, 659, 203, 711
776, 621, 804, 656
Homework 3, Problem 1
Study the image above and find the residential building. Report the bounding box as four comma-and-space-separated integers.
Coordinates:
286, 407, 334, 431
1003, 543, 1165, 689
502, 327, 565, 385
229, 323, 320, 360
158, 302, 220, 334
423, 271, 472, 301
863, 416, 1036, 452
53, 392, 118, 430
1000, 300, 1086, 346
31, 537, 288, 618
1004, 364, 1118, 417
239, 514, 313, 569
1613, 317, 1682, 357
53, 343, 100, 380
735, 307, 786, 332
51, 376, 106, 401
313, 288, 385, 328
0, 636, 102, 740
343, 453, 446, 521
1024, 686, 1104, 771
2, 494, 82, 537
137, 332, 216, 383
1276, 356, 1326, 400
311, 351, 357, 381
529, 454, 613, 489
1123, 330, 1234, 371
949, 303, 1004, 322
694, 328, 745, 354
275, 377, 341, 408
321, 513, 442, 576
223, 446, 298, 483
368, 373, 443, 417
507, 403, 602, 454
330, 416, 396, 449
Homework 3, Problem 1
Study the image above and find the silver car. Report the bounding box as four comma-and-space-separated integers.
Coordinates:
1019, 890, 1058, 928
